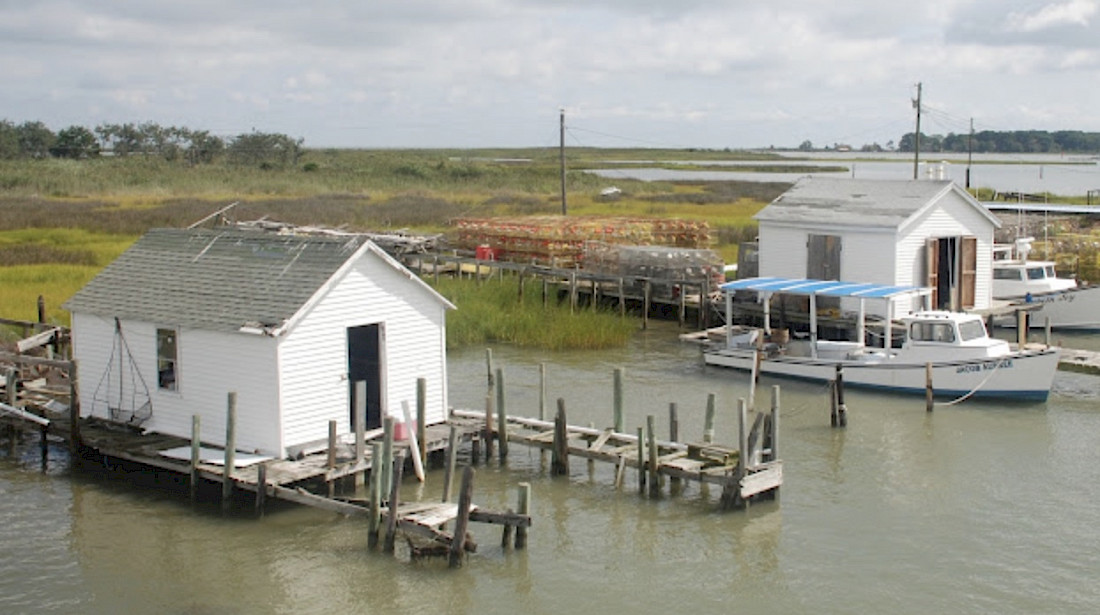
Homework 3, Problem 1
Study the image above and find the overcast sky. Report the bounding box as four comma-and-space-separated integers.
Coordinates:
3, 1, 1100, 150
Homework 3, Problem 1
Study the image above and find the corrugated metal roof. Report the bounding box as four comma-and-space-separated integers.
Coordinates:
64, 228, 372, 334
754, 177, 956, 227
720, 276, 929, 299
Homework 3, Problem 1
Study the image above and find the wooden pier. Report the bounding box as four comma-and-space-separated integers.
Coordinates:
401, 251, 720, 330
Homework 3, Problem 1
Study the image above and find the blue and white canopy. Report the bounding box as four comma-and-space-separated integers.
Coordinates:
720, 277, 928, 300
719, 277, 933, 353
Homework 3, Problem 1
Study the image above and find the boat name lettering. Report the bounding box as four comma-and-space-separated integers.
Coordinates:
955, 358, 1013, 374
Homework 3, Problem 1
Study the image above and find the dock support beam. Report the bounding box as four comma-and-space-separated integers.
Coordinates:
222, 392, 237, 512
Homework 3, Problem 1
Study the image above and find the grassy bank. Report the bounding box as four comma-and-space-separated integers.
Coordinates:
430, 277, 637, 350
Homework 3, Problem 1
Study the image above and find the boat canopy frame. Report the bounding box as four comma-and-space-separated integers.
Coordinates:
718, 277, 934, 356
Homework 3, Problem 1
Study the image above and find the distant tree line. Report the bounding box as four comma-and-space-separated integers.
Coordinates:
897, 130, 1100, 154
0, 120, 303, 168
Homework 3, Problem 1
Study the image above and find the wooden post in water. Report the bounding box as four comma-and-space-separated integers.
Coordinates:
381, 416, 394, 499
538, 363, 547, 422
642, 280, 651, 330
515, 482, 531, 549
68, 361, 80, 456
720, 399, 749, 510
383, 453, 405, 554
678, 281, 686, 328
551, 398, 569, 475
613, 367, 624, 433
646, 415, 660, 497
449, 465, 475, 568
327, 419, 337, 497
39, 424, 48, 472
1044, 317, 1051, 347
496, 368, 509, 459
484, 392, 494, 461
222, 392, 237, 512
703, 393, 716, 443
355, 381, 366, 488
1016, 310, 1028, 346
190, 414, 201, 504
442, 424, 458, 503
636, 426, 646, 493
925, 362, 935, 412
770, 385, 781, 462
368, 441, 382, 549
255, 462, 267, 517
668, 403, 679, 442
485, 348, 494, 389
416, 377, 427, 463
834, 364, 847, 427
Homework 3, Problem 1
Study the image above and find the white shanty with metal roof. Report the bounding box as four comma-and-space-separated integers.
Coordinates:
754, 177, 1001, 317
63, 228, 455, 458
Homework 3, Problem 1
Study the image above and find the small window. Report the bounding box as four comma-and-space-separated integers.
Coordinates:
157, 328, 179, 391
1026, 267, 1045, 281
993, 268, 1021, 281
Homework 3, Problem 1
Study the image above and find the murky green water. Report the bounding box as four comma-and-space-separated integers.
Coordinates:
4, 321, 1100, 614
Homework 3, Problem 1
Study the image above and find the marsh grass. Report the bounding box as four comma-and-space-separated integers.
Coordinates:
431, 276, 637, 350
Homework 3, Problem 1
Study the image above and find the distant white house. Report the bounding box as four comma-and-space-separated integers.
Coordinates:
63, 228, 455, 458
754, 177, 1002, 315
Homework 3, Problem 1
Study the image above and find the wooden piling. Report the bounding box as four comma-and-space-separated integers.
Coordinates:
636, 426, 645, 493
551, 399, 569, 475
703, 393, 716, 443
355, 380, 366, 487
668, 402, 679, 442
368, 441, 382, 549
416, 377, 427, 463
383, 453, 405, 553
770, 385, 781, 462
381, 417, 394, 498
515, 482, 531, 549
222, 392, 237, 512
442, 424, 458, 503
835, 364, 847, 427
449, 465, 475, 568
642, 280, 651, 330
618, 277, 626, 317
39, 424, 48, 471
189, 414, 200, 503
255, 462, 267, 516
327, 419, 337, 497
68, 361, 80, 456
485, 348, 494, 388
496, 368, 509, 459
613, 367, 624, 433
647, 414, 660, 497
538, 363, 547, 422
925, 362, 934, 412
484, 392, 494, 461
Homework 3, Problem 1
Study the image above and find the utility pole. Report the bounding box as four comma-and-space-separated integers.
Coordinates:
559, 108, 567, 216
966, 117, 974, 189
912, 82, 922, 180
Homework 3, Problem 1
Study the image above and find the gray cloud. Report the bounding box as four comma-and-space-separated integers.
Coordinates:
2, 0, 1099, 148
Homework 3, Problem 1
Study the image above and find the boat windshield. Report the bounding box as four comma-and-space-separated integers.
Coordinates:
909, 321, 955, 343
1044, 265, 1057, 278
958, 319, 987, 341
1026, 266, 1047, 280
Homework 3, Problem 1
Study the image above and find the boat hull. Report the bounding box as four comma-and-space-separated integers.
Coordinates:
995, 285, 1100, 330
702, 346, 1059, 401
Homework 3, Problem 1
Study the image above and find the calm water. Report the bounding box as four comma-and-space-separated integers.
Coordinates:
589, 153, 1100, 196
3, 321, 1100, 614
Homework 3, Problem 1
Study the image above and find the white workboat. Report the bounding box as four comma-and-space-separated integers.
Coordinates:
992, 238, 1100, 330
704, 277, 1060, 402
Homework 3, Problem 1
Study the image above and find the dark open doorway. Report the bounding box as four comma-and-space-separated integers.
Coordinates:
347, 323, 383, 431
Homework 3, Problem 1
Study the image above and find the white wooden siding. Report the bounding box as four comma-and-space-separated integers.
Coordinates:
70, 312, 281, 453
278, 251, 448, 451
898, 193, 994, 310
